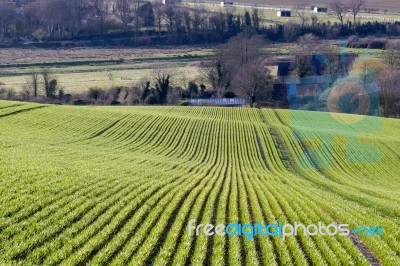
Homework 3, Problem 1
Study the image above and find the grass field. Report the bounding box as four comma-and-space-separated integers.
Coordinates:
204, 0, 400, 13
0, 47, 210, 94
0, 101, 399, 265
0, 45, 386, 94
185, 0, 400, 24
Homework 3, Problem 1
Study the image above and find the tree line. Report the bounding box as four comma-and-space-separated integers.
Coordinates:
0, 30, 273, 106
0, 0, 399, 46
1, 31, 399, 116
289, 34, 400, 118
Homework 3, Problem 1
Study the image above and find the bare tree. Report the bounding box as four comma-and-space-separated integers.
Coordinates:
129, 85, 142, 105
298, 33, 320, 52
201, 58, 232, 98
221, 31, 264, 67
251, 9, 260, 30
203, 32, 267, 101
0, 2, 17, 39
182, 10, 191, 43
27, 71, 40, 97
68, 0, 89, 37
43, 0, 74, 38
153, 1, 163, 40
42, 68, 57, 98
6, 89, 16, 100
348, 0, 365, 26
167, 86, 181, 105
132, 0, 143, 39
293, 0, 309, 27
173, 9, 183, 38
162, 4, 175, 38
330, 1, 348, 25
382, 40, 400, 69
283, 22, 301, 42
320, 44, 342, 86
378, 69, 400, 117
22, 2, 38, 34
234, 60, 272, 107
311, 14, 319, 28
42, 68, 51, 95
89, 0, 108, 35
116, 0, 133, 32
295, 34, 321, 78
192, 8, 207, 36
178, 72, 189, 96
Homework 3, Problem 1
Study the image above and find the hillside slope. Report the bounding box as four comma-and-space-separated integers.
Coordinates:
219, 0, 400, 13
0, 101, 399, 265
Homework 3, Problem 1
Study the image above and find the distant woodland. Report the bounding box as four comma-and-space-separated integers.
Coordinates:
0, 0, 399, 46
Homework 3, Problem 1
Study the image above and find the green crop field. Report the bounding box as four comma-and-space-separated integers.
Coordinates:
0, 101, 399, 265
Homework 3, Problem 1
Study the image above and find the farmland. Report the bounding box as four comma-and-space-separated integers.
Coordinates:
0, 101, 399, 265
0, 45, 387, 95
0, 47, 210, 94
200, 0, 400, 13
184, 0, 400, 24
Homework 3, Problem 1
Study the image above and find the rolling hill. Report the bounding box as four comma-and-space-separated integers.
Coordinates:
223, 0, 400, 12
0, 101, 399, 265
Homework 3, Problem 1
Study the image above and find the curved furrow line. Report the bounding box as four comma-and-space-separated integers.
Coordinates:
260, 108, 397, 264
61, 170, 195, 265
43, 169, 188, 265
253, 115, 369, 264
0, 176, 112, 235
3, 178, 129, 261
268, 110, 400, 218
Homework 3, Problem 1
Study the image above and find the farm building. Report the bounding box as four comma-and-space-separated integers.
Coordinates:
277, 10, 291, 17
188, 98, 246, 106
220, 2, 234, 7
313, 7, 328, 13
272, 62, 292, 102
162, 0, 181, 4
287, 76, 328, 98
272, 53, 358, 103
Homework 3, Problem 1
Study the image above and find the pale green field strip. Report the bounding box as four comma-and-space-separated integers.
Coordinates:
0, 66, 199, 94
0, 46, 386, 94
0, 101, 399, 265
182, 2, 400, 24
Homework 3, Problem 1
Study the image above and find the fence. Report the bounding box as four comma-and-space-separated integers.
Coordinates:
188, 98, 247, 106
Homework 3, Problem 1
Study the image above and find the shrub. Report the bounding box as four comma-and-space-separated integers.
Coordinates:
6, 89, 16, 100
87, 87, 105, 103
145, 94, 160, 105
224, 91, 236, 98
73, 99, 89, 105
368, 40, 385, 49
